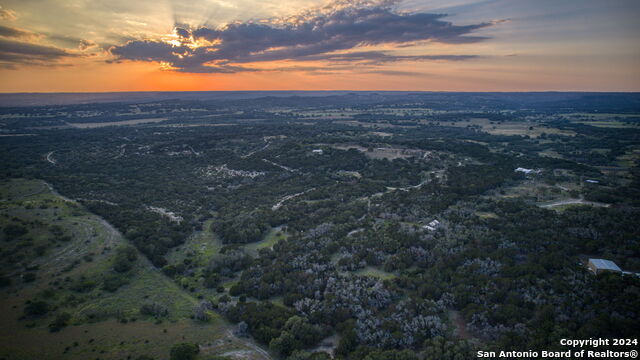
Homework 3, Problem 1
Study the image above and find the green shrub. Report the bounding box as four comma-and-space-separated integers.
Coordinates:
23, 272, 37, 283
49, 312, 72, 332
113, 245, 138, 273
102, 273, 129, 292
169, 342, 199, 360
4, 224, 28, 238
24, 300, 49, 316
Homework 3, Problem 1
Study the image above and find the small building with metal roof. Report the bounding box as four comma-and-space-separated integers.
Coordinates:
587, 258, 622, 275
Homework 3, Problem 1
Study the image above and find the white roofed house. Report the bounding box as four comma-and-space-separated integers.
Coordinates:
587, 258, 622, 275
423, 219, 441, 232
514, 167, 541, 175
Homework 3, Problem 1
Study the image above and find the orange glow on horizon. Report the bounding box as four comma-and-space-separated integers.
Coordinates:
1, 56, 639, 93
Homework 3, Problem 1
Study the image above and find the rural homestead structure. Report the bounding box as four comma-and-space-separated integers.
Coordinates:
587, 258, 622, 275
423, 219, 440, 232
514, 167, 541, 175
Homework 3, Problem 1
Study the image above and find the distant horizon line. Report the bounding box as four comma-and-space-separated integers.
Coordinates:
1, 90, 639, 94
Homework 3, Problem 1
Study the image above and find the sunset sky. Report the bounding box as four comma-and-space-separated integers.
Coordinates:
0, 0, 639, 92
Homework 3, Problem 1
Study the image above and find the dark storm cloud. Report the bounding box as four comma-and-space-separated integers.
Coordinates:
174, 27, 191, 39
0, 27, 96, 51
110, 1, 494, 73
0, 25, 37, 39
110, 40, 187, 62
0, 37, 77, 68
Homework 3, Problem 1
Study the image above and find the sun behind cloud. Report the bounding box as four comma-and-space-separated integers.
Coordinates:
108, 0, 495, 74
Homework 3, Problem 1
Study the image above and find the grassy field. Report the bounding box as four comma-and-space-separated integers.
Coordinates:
616, 148, 640, 169
560, 112, 640, 128
324, 143, 422, 160
165, 224, 288, 297
487, 177, 580, 204
475, 211, 499, 219
167, 219, 223, 266
562, 112, 640, 118
69, 117, 169, 129
244, 226, 288, 257
0, 179, 270, 360
354, 266, 397, 281
538, 149, 565, 159
572, 120, 639, 128
334, 120, 418, 130
291, 109, 359, 119
443, 118, 576, 138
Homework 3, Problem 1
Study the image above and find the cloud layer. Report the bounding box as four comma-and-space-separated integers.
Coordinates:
0, 4, 95, 70
0, 4, 85, 70
110, 0, 494, 73
0, 6, 17, 21
0, 25, 39, 40
0, 38, 77, 68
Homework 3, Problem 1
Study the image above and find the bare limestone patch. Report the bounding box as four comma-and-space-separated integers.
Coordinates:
201, 164, 266, 179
